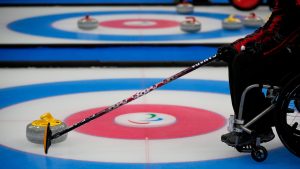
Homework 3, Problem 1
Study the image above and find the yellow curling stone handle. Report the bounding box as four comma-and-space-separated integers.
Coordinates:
225, 15, 241, 23
31, 112, 62, 127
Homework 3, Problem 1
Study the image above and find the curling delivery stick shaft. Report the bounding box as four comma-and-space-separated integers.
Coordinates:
51, 55, 218, 140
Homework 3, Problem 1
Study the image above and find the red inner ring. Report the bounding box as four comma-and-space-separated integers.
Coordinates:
100, 19, 179, 29
65, 104, 226, 139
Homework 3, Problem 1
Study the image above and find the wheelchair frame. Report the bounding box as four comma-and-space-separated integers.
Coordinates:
227, 75, 300, 162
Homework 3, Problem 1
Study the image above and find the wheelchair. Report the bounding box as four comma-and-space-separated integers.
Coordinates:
226, 74, 300, 162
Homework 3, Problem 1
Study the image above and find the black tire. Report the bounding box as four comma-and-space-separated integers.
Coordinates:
229, 0, 262, 11
251, 146, 268, 162
275, 74, 300, 158
294, 99, 300, 112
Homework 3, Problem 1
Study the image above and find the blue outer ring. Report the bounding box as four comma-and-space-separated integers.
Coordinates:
0, 78, 229, 108
8, 11, 255, 41
1, 78, 298, 169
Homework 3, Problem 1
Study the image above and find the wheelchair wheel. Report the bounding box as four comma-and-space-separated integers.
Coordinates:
251, 146, 268, 162
275, 74, 300, 157
294, 99, 300, 112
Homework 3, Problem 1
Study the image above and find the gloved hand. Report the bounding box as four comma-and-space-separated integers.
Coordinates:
216, 45, 238, 63
240, 42, 263, 58
235, 42, 264, 65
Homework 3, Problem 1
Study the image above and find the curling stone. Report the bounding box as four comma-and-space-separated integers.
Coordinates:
180, 16, 201, 33
77, 15, 98, 30
222, 14, 243, 30
26, 112, 67, 144
176, 1, 194, 14
242, 13, 265, 28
